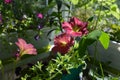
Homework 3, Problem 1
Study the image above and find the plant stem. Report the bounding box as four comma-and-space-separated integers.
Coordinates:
58, 11, 63, 33
94, 0, 103, 29
99, 63, 104, 80
49, 72, 59, 80
1, 66, 5, 80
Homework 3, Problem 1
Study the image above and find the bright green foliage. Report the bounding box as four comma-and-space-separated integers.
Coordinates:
110, 24, 120, 42
0, 0, 120, 80
110, 4, 120, 20
99, 32, 110, 49
69, 0, 79, 5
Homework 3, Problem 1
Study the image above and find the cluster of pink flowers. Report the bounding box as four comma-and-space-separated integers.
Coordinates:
15, 13, 43, 59
52, 17, 88, 54
15, 17, 88, 58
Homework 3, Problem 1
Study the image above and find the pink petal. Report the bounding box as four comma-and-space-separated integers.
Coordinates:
52, 46, 69, 54
62, 17, 88, 37
62, 22, 72, 31
15, 38, 27, 51
37, 13, 43, 19
15, 38, 37, 56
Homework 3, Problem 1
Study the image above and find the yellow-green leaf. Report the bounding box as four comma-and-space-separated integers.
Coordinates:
70, 0, 79, 5
99, 32, 110, 49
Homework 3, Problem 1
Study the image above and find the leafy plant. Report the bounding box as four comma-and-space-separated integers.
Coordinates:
0, 0, 120, 80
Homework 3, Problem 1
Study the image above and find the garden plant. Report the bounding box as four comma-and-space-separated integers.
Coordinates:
0, 0, 120, 80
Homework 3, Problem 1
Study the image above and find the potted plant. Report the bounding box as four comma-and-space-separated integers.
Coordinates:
72, 0, 120, 75
76, 0, 120, 73
0, 0, 120, 80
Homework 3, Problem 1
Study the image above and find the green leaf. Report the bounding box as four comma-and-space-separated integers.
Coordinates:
111, 11, 120, 20
70, 0, 79, 5
86, 30, 102, 42
99, 32, 110, 49
56, 0, 62, 11
77, 30, 102, 56
110, 4, 120, 20
87, 16, 94, 22
110, 4, 118, 11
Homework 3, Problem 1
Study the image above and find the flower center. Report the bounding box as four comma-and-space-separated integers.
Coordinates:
73, 25, 80, 32
61, 41, 67, 46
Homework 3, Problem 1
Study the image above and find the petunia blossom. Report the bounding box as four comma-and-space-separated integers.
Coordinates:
62, 17, 88, 37
52, 33, 74, 54
15, 38, 37, 57
4, 0, 12, 4
37, 13, 43, 19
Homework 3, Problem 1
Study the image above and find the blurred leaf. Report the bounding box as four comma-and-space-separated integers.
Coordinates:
88, 16, 94, 22
110, 11, 120, 20
63, 2, 71, 9
99, 32, 110, 49
110, 4, 118, 11
110, 4, 120, 20
78, 30, 102, 56
50, 12, 58, 17
70, 0, 79, 5
56, 0, 62, 11
86, 30, 102, 43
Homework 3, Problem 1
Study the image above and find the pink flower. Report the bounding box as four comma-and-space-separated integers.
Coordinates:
4, 0, 12, 4
15, 38, 37, 57
37, 13, 43, 19
62, 17, 88, 37
52, 33, 74, 54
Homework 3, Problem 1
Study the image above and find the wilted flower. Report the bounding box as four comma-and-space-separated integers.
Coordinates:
4, 0, 12, 4
62, 17, 88, 37
15, 38, 37, 58
37, 13, 43, 19
52, 33, 74, 54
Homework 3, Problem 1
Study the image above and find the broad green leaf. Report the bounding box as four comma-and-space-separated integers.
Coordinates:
78, 30, 102, 56
99, 32, 110, 49
70, 0, 79, 5
111, 11, 120, 20
86, 30, 102, 42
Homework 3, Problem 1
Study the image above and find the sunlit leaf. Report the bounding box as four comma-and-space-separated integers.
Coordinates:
110, 4, 120, 20
86, 30, 102, 41
99, 32, 110, 49
70, 0, 79, 5
111, 11, 120, 20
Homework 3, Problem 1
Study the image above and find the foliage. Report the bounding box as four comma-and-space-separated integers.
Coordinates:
0, 0, 120, 80
72, 0, 120, 42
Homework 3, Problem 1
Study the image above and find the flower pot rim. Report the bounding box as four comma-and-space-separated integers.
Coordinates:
110, 40, 120, 45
